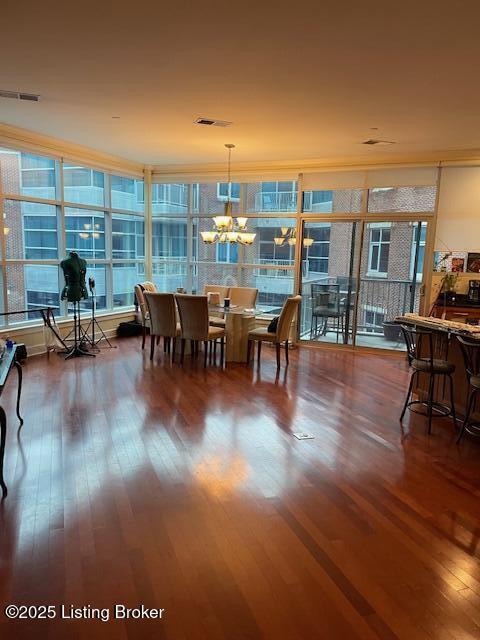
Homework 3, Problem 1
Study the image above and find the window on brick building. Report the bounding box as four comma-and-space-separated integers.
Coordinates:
217, 183, 240, 201
304, 225, 330, 273
216, 242, 238, 263
258, 227, 293, 264
363, 306, 386, 333
303, 189, 362, 213
368, 226, 390, 276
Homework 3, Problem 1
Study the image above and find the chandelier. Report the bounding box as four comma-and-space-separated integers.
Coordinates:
274, 227, 314, 248
200, 144, 256, 245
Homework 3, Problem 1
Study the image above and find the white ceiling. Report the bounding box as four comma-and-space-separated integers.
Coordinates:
2, 0, 480, 167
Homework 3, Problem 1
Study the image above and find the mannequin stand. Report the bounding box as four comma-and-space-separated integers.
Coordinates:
64, 301, 95, 360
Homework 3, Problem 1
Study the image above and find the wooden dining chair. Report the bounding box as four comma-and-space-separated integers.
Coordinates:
144, 292, 180, 363
247, 295, 301, 368
176, 294, 226, 367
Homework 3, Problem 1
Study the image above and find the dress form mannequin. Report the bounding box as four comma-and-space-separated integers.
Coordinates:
60, 252, 94, 359
60, 252, 88, 302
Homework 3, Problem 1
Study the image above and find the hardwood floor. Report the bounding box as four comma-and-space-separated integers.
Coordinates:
1, 337, 480, 639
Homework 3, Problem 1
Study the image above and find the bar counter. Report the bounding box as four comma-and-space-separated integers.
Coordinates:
395, 314, 480, 418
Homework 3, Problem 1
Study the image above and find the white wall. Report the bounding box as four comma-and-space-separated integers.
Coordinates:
436, 167, 480, 251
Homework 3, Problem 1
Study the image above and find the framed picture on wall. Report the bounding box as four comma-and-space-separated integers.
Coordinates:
467, 253, 480, 273
434, 251, 467, 272
451, 257, 466, 272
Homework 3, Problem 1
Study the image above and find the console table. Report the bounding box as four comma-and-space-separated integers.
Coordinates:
0, 345, 24, 498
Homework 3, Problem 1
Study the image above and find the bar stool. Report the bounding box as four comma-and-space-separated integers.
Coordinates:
456, 336, 480, 443
400, 325, 457, 434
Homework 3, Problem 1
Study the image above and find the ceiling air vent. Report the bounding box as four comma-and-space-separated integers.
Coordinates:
194, 117, 232, 127
362, 139, 396, 146
0, 90, 41, 102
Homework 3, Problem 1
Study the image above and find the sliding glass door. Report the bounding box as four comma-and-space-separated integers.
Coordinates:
299, 219, 428, 350
354, 221, 427, 349
299, 221, 361, 345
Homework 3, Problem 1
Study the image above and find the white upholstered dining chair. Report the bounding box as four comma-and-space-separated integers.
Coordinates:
176, 294, 226, 367
144, 292, 181, 363
247, 295, 301, 368
134, 281, 158, 349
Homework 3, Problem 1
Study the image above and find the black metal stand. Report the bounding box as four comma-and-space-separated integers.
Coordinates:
64, 301, 95, 360
82, 287, 115, 351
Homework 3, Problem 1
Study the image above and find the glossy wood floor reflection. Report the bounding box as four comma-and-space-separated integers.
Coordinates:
1, 339, 480, 640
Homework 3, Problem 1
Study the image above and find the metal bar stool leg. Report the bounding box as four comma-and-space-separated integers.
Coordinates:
457, 388, 478, 444
427, 373, 435, 435
400, 371, 417, 422
447, 373, 457, 430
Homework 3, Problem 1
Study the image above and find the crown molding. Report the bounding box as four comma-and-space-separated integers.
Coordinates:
151, 148, 480, 181
3, 122, 480, 181
0, 123, 145, 177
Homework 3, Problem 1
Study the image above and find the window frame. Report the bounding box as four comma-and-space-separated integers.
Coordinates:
367, 223, 391, 278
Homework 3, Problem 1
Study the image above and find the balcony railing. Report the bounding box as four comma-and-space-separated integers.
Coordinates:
300, 275, 421, 338
254, 191, 297, 212
152, 257, 188, 276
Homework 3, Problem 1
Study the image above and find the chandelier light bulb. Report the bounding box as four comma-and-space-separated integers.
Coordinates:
200, 231, 217, 243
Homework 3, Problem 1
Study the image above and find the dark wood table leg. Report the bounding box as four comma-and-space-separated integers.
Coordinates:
0, 406, 7, 498
14, 361, 24, 427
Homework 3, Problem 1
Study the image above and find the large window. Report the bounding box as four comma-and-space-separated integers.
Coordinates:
0, 148, 438, 347
0, 147, 144, 323
152, 214, 189, 292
